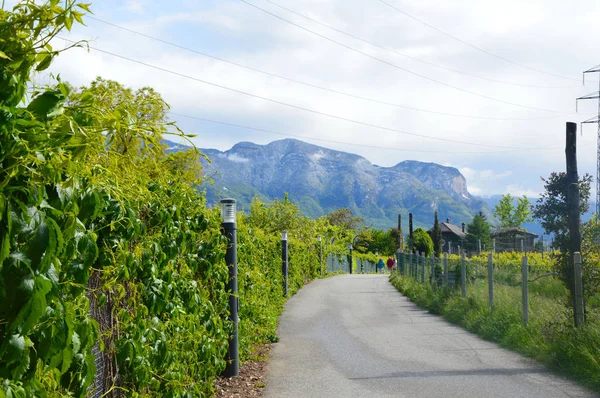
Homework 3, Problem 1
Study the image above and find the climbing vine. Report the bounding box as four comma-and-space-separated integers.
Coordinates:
0, 2, 357, 397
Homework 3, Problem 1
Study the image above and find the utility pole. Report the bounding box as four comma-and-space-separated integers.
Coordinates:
566, 122, 584, 326
576, 64, 600, 215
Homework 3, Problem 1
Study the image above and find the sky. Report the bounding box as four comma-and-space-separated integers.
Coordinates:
14, 0, 600, 197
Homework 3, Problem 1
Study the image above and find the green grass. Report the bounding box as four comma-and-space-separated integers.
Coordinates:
389, 273, 600, 393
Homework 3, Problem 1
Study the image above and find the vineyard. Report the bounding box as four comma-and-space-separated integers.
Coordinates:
391, 250, 600, 392
0, 2, 358, 396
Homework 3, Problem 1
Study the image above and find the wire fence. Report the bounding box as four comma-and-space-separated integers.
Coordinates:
325, 254, 378, 274
395, 251, 588, 326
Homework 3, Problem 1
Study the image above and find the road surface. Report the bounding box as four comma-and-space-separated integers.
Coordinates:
264, 274, 595, 398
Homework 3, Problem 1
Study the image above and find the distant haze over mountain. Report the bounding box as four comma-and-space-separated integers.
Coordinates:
166, 138, 495, 230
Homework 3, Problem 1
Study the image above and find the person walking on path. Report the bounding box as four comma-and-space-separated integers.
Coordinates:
376, 258, 385, 274
386, 257, 394, 273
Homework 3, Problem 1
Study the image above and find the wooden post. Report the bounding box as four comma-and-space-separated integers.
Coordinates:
409, 213, 414, 254
478, 239, 481, 255
461, 251, 467, 297
492, 238, 496, 253
520, 238, 524, 253
443, 253, 449, 291
522, 255, 529, 326
430, 253, 435, 284
574, 252, 584, 327
397, 214, 403, 251
566, 122, 582, 325
488, 253, 494, 310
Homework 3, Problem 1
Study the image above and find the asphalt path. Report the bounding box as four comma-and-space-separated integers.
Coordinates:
263, 274, 596, 398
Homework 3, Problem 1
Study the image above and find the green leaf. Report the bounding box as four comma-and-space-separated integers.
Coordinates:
0, 233, 9, 270
0, 50, 11, 60
35, 52, 53, 72
72, 10, 85, 24
98, 293, 107, 308
64, 14, 74, 31
21, 278, 50, 334
4, 334, 25, 364
26, 91, 65, 120
76, 3, 92, 13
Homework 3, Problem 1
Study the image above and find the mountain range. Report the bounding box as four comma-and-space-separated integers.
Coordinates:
166, 138, 495, 230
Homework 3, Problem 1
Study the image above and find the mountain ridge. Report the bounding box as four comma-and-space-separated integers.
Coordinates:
166, 138, 494, 230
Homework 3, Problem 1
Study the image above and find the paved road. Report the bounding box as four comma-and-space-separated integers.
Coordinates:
264, 274, 596, 398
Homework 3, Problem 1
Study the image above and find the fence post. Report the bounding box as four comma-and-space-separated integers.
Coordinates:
488, 253, 494, 310
443, 253, 449, 291
409, 253, 413, 278
492, 238, 496, 253
478, 239, 481, 254
421, 252, 425, 283
522, 255, 528, 326
574, 252, 585, 327
521, 239, 524, 253
461, 251, 467, 298
430, 253, 435, 284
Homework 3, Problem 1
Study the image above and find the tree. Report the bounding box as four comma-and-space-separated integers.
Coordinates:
533, 172, 593, 301
360, 228, 396, 256
413, 228, 434, 256
247, 194, 302, 234
324, 208, 364, 231
494, 194, 533, 228
431, 211, 442, 258
465, 212, 491, 253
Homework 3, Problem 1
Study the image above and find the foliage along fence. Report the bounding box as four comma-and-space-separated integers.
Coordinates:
325, 253, 378, 274
392, 251, 600, 392
0, 2, 362, 396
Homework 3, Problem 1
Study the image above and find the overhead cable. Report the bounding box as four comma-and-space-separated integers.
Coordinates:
169, 111, 560, 154
239, 0, 571, 114
261, 0, 572, 89
87, 15, 567, 121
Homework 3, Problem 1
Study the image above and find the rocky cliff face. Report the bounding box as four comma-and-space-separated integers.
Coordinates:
172, 139, 491, 229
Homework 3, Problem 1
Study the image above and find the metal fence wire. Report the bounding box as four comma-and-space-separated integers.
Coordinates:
325, 254, 377, 273
87, 273, 122, 398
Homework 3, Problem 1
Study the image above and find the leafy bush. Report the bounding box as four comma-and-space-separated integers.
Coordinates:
0, 2, 346, 396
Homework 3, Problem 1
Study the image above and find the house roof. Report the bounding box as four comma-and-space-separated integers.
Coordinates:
491, 227, 539, 238
429, 222, 466, 239
441, 222, 467, 239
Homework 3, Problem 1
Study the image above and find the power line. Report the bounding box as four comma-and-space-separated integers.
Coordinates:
239, 0, 571, 114
169, 111, 560, 154
60, 38, 555, 150
87, 15, 566, 122
376, 0, 585, 83
261, 0, 572, 89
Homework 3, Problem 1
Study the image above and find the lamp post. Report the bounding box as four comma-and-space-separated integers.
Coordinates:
282, 231, 288, 297
347, 243, 353, 274
318, 235, 323, 276
220, 198, 238, 377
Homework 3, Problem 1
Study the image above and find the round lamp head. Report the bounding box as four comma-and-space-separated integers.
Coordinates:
220, 198, 236, 223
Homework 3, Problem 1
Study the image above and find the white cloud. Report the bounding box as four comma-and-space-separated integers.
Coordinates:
38, 0, 600, 197
122, 0, 150, 13
218, 153, 250, 163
